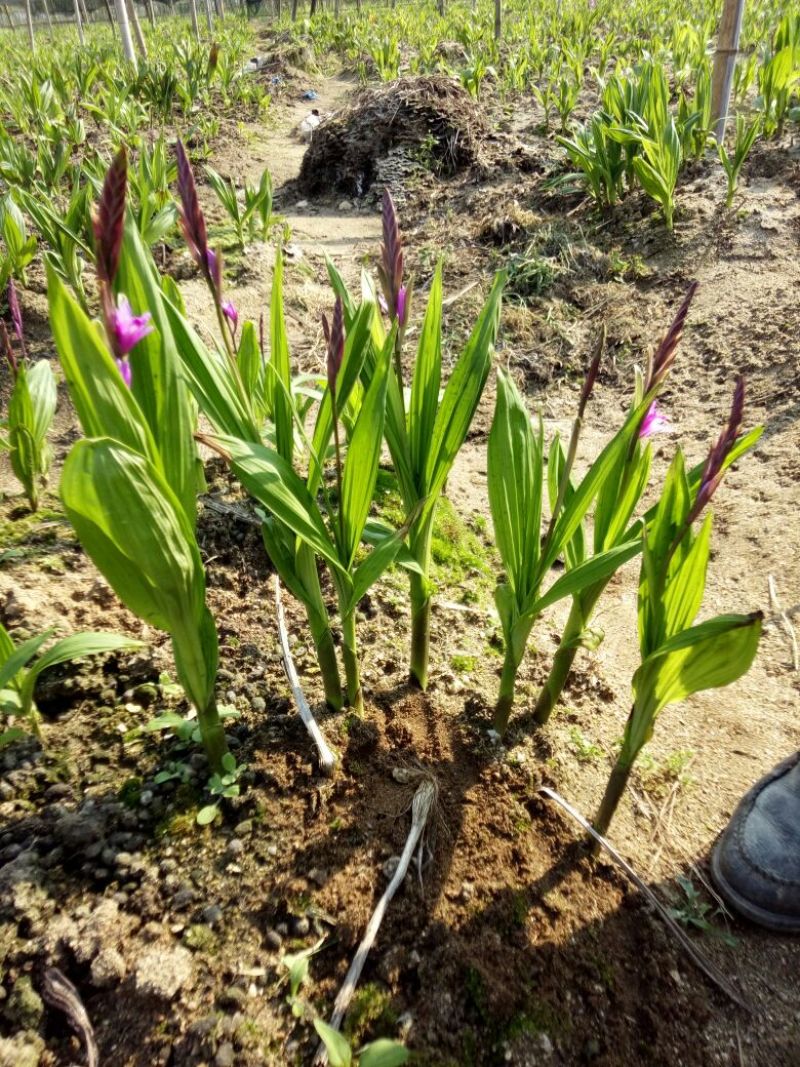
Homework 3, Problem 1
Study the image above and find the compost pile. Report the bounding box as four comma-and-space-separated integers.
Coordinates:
298, 75, 489, 197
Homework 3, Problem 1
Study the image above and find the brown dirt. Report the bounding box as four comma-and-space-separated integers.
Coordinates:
1, 67, 799, 1067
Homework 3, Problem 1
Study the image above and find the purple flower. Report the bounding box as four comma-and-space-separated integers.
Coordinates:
116, 357, 132, 388
111, 294, 153, 355
206, 248, 222, 295
639, 401, 671, 439
222, 299, 238, 333
685, 376, 746, 527
322, 297, 345, 397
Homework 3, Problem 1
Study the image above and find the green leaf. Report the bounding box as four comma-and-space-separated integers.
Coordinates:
47, 264, 157, 461
0, 630, 53, 692
313, 1020, 352, 1067
630, 612, 762, 746
237, 321, 263, 414
269, 250, 294, 463
408, 263, 442, 479
358, 1039, 410, 1067
20, 632, 142, 715
60, 438, 205, 637
214, 435, 342, 576
660, 512, 712, 640
26, 360, 57, 445
162, 295, 261, 443
526, 540, 641, 621
344, 522, 411, 616
115, 225, 198, 527
488, 368, 543, 604
196, 803, 219, 825
339, 331, 392, 566
424, 273, 503, 508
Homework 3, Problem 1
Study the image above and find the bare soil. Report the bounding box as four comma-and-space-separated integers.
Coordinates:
1, 56, 799, 1067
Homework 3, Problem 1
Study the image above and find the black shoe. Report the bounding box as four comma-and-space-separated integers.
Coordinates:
711, 753, 800, 933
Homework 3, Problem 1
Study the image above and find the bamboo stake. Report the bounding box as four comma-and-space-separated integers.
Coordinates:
74, 0, 85, 43
188, 0, 200, 41
314, 774, 437, 1065
24, 0, 35, 50
126, 0, 148, 58
113, 0, 137, 65
41, 0, 53, 33
710, 0, 746, 139
275, 578, 337, 776
79, 0, 90, 26
145, 0, 156, 27
538, 787, 752, 1012
203, 0, 213, 32
493, 0, 501, 40
3, 4, 14, 31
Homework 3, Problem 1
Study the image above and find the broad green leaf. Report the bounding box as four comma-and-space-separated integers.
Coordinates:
0, 630, 53, 692
526, 539, 641, 621
344, 523, 410, 616
115, 225, 198, 527
237, 321, 262, 415
660, 512, 712, 641
408, 263, 442, 478
424, 273, 503, 508
308, 301, 374, 496
60, 438, 205, 635
269, 249, 293, 463
488, 368, 542, 602
20, 632, 142, 714
313, 1020, 351, 1067
162, 295, 261, 443
630, 612, 762, 747
26, 360, 57, 445
213, 435, 342, 576
339, 332, 392, 566
358, 1039, 409, 1067
47, 264, 156, 461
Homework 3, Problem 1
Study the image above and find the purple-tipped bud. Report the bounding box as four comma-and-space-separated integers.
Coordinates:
7, 280, 26, 361
206, 248, 222, 296
111, 294, 153, 356
639, 401, 671, 439
1, 320, 17, 376
222, 299, 238, 334
116, 357, 132, 388
377, 188, 405, 325
176, 140, 213, 287
93, 148, 127, 287
396, 286, 408, 328
322, 297, 345, 396
687, 375, 746, 525
645, 281, 698, 393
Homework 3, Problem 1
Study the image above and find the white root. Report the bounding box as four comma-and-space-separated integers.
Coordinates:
274, 577, 337, 776
314, 775, 437, 1065
767, 575, 799, 673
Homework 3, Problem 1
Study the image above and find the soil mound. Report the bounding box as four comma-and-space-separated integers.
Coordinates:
298, 75, 488, 197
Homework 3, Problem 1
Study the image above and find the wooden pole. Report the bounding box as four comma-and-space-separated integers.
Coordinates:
113, 0, 137, 64
188, 0, 200, 40
126, 0, 148, 58
145, 0, 156, 26
41, 0, 54, 33
79, 0, 90, 25
493, 0, 501, 39
103, 0, 115, 26
711, 0, 746, 139
24, 0, 35, 50
74, 0, 85, 42
203, 0, 213, 32
3, 4, 14, 31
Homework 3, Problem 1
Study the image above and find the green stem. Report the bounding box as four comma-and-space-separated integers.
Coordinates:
171, 622, 229, 775
296, 542, 343, 711
493, 643, 520, 735
533, 593, 594, 726
341, 609, 362, 714
408, 512, 434, 690
591, 759, 633, 852
196, 697, 228, 775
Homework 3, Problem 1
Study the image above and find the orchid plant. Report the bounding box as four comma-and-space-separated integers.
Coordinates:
1, 280, 57, 511
328, 191, 504, 690
48, 149, 231, 774
593, 379, 763, 838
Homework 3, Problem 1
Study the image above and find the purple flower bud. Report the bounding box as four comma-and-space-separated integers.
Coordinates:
116, 357, 132, 388
378, 188, 405, 326
111, 294, 153, 356
222, 299, 238, 333
94, 148, 127, 287
645, 282, 698, 393
322, 297, 345, 397
686, 376, 746, 525
639, 401, 671, 439
7, 280, 25, 355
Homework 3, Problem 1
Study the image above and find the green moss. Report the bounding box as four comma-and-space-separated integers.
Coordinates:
118, 777, 142, 808
343, 982, 397, 1044
183, 924, 218, 952
450, 654, 477, 674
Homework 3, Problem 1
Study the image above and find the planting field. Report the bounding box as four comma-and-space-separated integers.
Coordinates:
0, 4, 799, 1066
